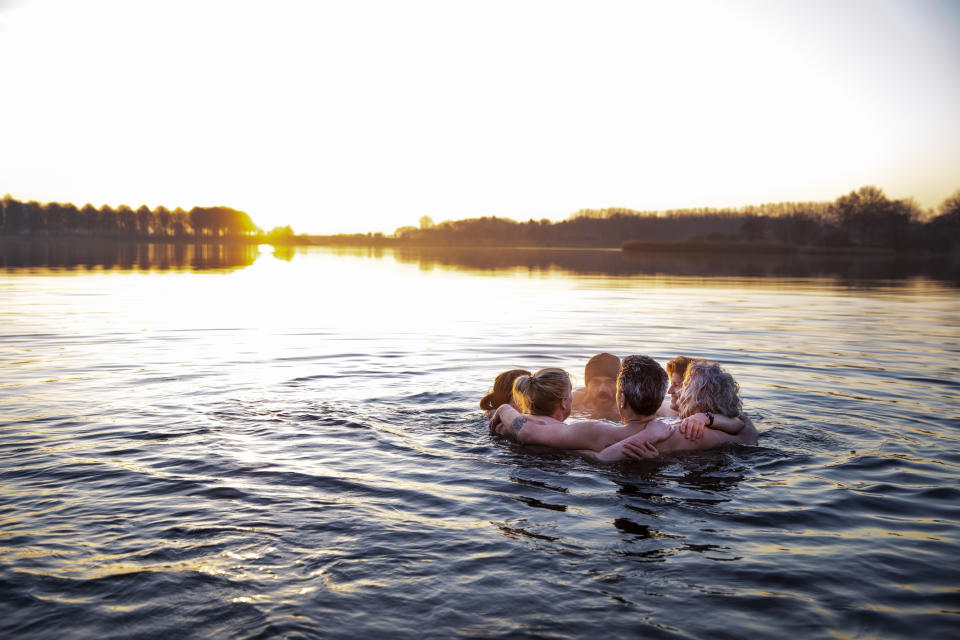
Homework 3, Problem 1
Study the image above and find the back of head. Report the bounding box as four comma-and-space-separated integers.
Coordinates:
618, 355, 668, 416
513, 367, 571, 416
585, 352, 620, 386
679, 361, 742, 417
480, 369, 532, 411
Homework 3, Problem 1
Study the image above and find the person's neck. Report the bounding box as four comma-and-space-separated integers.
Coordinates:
622, 412, 657, 428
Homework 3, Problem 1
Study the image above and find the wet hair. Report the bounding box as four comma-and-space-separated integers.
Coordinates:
513, 367, 571, 416
480, 369, 532, 411
617, 355, 668, 416
666, 355, 697, 380
678, 361, 742, 418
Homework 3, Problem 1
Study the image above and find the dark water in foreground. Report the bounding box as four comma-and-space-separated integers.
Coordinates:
2, 245, 959, 638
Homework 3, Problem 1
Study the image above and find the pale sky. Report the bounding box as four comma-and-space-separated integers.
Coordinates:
1, 0, 958, 234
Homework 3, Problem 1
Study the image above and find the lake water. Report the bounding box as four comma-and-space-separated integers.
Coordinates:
2, 243, 959, 639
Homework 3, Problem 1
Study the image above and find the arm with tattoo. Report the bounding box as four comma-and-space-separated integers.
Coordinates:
510, 414, 529, 438
490, 404, 524, 440
490, 404, 610, 451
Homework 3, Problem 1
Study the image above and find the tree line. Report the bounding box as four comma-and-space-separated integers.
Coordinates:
0, 198, 259, 241
4, 185, 960, 252
385, 186, 960, 252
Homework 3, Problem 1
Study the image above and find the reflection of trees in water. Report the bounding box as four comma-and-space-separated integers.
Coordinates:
389, 246, 960, 287
0, 239, 258, 271
271, 245, 296, 262
629, 251, 960, 287
393, 246, 608, 274
5, 240, 957, 286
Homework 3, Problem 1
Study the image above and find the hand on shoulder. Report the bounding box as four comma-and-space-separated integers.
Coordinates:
648, 419, 676, 440
622, 438, 659, 460
678, 413, 708, 440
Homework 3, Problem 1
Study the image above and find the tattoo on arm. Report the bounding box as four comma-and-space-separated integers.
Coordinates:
512, 416, 528, 435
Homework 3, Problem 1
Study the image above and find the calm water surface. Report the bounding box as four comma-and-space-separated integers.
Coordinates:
2, 245, 959, 639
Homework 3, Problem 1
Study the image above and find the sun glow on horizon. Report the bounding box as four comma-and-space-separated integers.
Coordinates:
1, 0, 958, 235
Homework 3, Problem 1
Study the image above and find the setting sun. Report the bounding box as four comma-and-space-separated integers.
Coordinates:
1, 0, 958, 234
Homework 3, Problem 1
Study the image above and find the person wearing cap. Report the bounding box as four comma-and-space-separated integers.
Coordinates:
572, 352, 622, 421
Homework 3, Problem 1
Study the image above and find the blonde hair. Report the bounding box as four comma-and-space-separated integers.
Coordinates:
480, 369, 532, 411
678, 361, 742, 418
513, 367, 571, 416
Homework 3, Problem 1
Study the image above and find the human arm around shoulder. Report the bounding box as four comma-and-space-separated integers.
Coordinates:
489, 404, 589, 447
678, 412, 744, 440
575, 444, 653, 463
517, 419, 612, 451
593, 421, 675, 463
489, 404, 526, 440
490, 401, 616, 451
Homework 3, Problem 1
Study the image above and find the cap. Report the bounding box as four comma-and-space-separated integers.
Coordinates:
584, 352, 620, 385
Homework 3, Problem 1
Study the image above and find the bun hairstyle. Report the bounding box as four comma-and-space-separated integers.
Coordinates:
480, 369, 532, 411
679, 361, 742, 418
512, 367, 571, 416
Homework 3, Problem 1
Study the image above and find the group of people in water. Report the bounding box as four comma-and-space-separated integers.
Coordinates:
481, 353, 757, 462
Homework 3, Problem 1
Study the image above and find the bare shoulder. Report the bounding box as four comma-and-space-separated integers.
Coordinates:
647, 418, 676, 438
571, 387, 588, 406
554, 418, 614, 437
591, 419, 657, 449
517, 413, 566, 434
738, 415, 759, 445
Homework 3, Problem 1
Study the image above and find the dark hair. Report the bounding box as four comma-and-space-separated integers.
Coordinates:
618, 355, 668, 416
480, 369, 532, 411
513, 367, 571, 416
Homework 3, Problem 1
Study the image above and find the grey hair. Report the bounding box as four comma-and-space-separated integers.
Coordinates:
678, 361, 742, 417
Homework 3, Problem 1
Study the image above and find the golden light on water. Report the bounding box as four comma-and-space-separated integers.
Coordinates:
3, 244, 959, 637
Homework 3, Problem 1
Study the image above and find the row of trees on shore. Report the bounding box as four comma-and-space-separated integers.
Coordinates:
0, 199, 258, 240
3, 186, 960, 252
386, 186, 960, 252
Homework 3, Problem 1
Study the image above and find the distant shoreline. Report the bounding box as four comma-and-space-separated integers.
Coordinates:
619, 240, 900, 257
4, 185, 958, 254
3, 234, 955, 258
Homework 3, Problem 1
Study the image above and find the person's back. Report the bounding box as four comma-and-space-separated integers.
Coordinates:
490, 364, 650, 451
494, 356, 673, 453
595, 361, 757, 461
